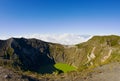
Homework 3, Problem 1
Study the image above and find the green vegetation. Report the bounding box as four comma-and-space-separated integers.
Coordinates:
109, 52, 120, 62
4, 47, 14, 59
54, 63, 76, 73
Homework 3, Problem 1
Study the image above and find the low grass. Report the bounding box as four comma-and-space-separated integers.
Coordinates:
54, 63, 76, 73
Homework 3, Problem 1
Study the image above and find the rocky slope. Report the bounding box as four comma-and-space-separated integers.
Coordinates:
0, 66, 39, 81
50, 35, 120, 69
83, 62, 120, 81
0, 38, 55, 71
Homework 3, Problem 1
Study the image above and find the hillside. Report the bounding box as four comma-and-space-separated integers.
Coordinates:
0, 35, 120, 81
50, 35, 120, 70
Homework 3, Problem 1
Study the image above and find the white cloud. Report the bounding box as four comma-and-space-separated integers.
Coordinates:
0, 34, 92, 45
23, 34, 92, 45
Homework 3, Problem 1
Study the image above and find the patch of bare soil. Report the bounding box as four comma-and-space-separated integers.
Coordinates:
80, 62, 120, 81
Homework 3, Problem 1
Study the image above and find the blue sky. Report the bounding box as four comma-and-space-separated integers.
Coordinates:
0, 0, 120, 36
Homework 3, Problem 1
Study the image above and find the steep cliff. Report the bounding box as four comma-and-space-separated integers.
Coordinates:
0, 38, 55, 71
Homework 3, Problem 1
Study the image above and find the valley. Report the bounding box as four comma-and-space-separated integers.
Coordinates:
0, 35, 120, 81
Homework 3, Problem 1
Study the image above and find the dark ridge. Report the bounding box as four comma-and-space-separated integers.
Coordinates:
0, 37, 55, 72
